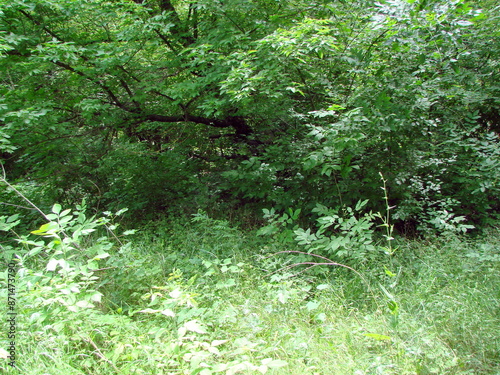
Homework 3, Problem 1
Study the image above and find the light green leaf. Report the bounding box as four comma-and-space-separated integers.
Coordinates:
363, 333, 392, 341
306, 300, 320, 311
160, 309, 175, 317
94, 252, 110, 260
31, 222, 55, 235
316, 312, 327, 322
138, 308, 161, 314
60, 209, 72, 217
46, 213, 59, 221
184, 320, 207, 334
47, 258, 59, 271
261, 358, 288, 368
27, 247, 44, 256
384, 268, 397, 277
75, 300, 94, 308
379, 284, 395, 301
211, 340, 228, 347
0, 348, 9, 359
169, 289, 182, 299
52, 203, 62, 214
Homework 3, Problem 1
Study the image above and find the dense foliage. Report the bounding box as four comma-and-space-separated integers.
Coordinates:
1, 204, 499, 373
1, 2, 500, 372
1, 0, 499, 230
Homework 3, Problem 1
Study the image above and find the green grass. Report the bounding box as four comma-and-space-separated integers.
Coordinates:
1, 215, 499, 374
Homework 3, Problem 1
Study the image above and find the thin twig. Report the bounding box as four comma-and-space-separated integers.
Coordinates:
0, 164, 50, 221
269, 250, 366, 280
265, 250, 376, 297
0, 166, 85, 250
92, 266, 117, 272
0, 202, 38, 211
83, 336, 122, 374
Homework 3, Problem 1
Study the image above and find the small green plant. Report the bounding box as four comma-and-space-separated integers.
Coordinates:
2, 166, 499, 374
9, 202, 131, 316
260, 200, 378, 262
375, 173, 402, 332
375, 172, 397, 256
257, 207, 302, 243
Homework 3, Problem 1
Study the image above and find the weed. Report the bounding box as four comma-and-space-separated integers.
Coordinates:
0, 178, 498, 373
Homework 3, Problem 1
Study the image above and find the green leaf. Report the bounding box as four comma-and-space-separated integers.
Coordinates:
387, 300, 399, 314
261, 358, 287, 368
75, 300, 94, 309
384, 267, 397, 277
211, 340, 228, 347
46, 258, 59, 271
52, 203, 62, 214
59, 215, 73, 225
60, 208, 72, 217
160, 309, 175, 317
27, 247, 44, 256
363, 333, 392, 341
379, 284, 395, 301
306, 301, 320, 311
0, 214, 20, 231
138, 308, 161, 314
6, 214, 19, 223
46, 214, 59, 221
31, 222, 59, 236
327, 104, 346, 111
184, 320, 207, 334
355, 199, 369, 211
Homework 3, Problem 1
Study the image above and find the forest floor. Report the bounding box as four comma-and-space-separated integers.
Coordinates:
1, 214, 499, 374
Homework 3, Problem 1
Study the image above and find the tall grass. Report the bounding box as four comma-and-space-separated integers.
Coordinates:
1, 214, 499, 374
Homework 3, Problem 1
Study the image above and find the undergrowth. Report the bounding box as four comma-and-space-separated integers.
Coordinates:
1, 202, 499, 374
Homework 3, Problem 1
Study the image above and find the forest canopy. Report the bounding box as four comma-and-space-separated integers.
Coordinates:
1, 0, 499, 232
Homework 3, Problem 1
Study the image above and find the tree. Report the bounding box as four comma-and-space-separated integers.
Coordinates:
1, 0, 499, 228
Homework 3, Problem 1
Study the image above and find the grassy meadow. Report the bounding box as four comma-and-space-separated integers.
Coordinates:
1, 211, 499, 374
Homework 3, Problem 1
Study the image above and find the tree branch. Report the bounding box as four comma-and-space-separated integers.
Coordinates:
145, 114, 252, 135
52, 61, 128, 110
158, 0, 195, 46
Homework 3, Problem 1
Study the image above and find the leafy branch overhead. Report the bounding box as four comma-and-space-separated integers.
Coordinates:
1, 0, 262, 141
0, 0, 499, 226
